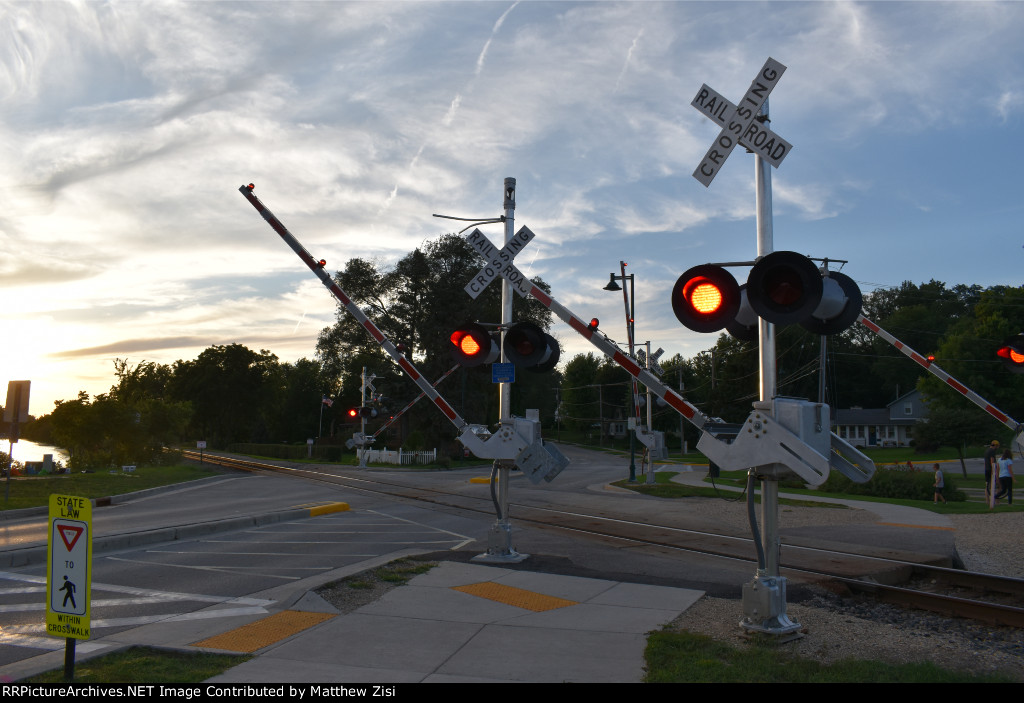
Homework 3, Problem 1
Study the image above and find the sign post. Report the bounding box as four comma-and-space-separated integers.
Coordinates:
691, 58, 801, 638
4, 380, 30, 501
464, 179, 530, 563
47, 494, 92, 681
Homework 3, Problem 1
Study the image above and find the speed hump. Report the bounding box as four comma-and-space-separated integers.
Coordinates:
47, 494, 92, 639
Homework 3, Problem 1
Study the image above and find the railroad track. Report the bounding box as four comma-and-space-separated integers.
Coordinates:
183, 449, 1024, 628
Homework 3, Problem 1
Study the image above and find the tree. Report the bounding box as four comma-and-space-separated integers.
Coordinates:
919, 285, 1024, 430
47, 391, 152, 470
316, 233, 557, 451
169, 344, 283, 446
913, 405, 990, 477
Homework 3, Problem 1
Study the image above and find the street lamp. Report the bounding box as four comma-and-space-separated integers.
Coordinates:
603, 262, 639, 482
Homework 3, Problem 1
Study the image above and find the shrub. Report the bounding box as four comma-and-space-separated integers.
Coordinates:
821, 465, 965, 501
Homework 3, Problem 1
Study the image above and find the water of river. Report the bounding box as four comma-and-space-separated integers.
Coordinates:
2, 439, 71, 465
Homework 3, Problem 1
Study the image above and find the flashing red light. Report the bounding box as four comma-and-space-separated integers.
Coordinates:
688, 279, 724, 314
671, 264, 740, 333
449, 323, 498, 367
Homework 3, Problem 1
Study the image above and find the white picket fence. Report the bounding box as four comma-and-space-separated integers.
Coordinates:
361, 448, 437, 466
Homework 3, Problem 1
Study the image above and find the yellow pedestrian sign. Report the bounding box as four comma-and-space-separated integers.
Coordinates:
47, 494, 92, 639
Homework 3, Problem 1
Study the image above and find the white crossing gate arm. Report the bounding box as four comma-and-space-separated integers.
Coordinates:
372, 365, 459, 439
522, 283, 709, 430
858, 314, 1021, 434
239, 184, 469, 433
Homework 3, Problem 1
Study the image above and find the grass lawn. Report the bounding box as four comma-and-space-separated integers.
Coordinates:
613, 472, 846, 509
644, 630, 1014, 683
19, 646, 249, 684
699, 468, 1023, 514
0, 464, 223, 511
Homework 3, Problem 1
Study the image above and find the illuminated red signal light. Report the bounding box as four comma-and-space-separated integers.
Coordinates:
998, 336, 1024, 372
687, 279, 724, 314
449, 323, 499, 367
671, 264, 740, 333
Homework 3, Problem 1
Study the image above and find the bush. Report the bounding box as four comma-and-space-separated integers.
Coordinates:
821, 465, 966, 501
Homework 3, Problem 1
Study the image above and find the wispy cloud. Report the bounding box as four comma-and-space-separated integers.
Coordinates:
3, 1, 1023, 414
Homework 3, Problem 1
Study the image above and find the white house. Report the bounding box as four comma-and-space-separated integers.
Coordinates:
833, 390, 927, 448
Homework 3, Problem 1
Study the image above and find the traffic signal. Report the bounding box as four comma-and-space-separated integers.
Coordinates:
449, 322, 500, 367
997, 334, 1024, 373
671, 252, 862, 337
503, 321, 561, 373
347, 407, 378, 419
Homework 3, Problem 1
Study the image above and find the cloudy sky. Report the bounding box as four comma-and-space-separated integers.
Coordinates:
3, 0, 1023, 417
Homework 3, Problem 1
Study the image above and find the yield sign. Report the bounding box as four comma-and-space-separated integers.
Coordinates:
58, 524, 84, 552
691, 57, 788, 187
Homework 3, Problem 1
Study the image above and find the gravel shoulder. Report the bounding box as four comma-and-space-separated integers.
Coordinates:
666, 509, 1024, 682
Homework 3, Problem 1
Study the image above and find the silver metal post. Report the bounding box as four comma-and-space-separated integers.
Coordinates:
477, 177, 527, 563
742, 98, 801, 638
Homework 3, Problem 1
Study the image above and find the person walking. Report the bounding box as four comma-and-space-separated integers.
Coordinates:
984, 440, 1000, 500
933, 463, 946, 505
993, 449, 1014, 507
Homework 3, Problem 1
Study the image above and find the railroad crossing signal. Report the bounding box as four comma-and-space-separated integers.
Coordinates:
997, 334, 1024, 373
503, 321, 560, 373
464, 226, 535, 299
449, 322, 500, 367
691, 57, 790, 187
671, 252, 862, 338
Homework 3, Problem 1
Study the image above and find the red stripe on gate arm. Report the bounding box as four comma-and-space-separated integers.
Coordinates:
986, 405, 1009, 423
860, 317, 880, 333
664, 392, 696, 419
398, 357, 421, 381
569, 317, 594, 339
613, 351, 640, 377
328, 284, 352, 306
910, 352, 930, 367
530, 285, 551, 307
361, 320, 384, 342
945, 377, 968, 395
433, 397, 457, 421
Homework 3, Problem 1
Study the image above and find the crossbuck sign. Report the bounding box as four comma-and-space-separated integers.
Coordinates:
464, 226, 535, 299
691, 57, 791, 187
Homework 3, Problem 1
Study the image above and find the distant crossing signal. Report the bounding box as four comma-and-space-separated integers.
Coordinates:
997, 334, 1024, 374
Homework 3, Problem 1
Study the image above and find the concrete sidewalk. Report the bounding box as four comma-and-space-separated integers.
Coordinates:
197, 561, 704, 683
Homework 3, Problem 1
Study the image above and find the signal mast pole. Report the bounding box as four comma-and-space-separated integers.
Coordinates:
478, 178, 527, 563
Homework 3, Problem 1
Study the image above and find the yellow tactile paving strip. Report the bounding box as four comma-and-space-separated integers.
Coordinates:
309, 502, 350, 516
192, 610, 336, 653
453, 582, 578, 612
